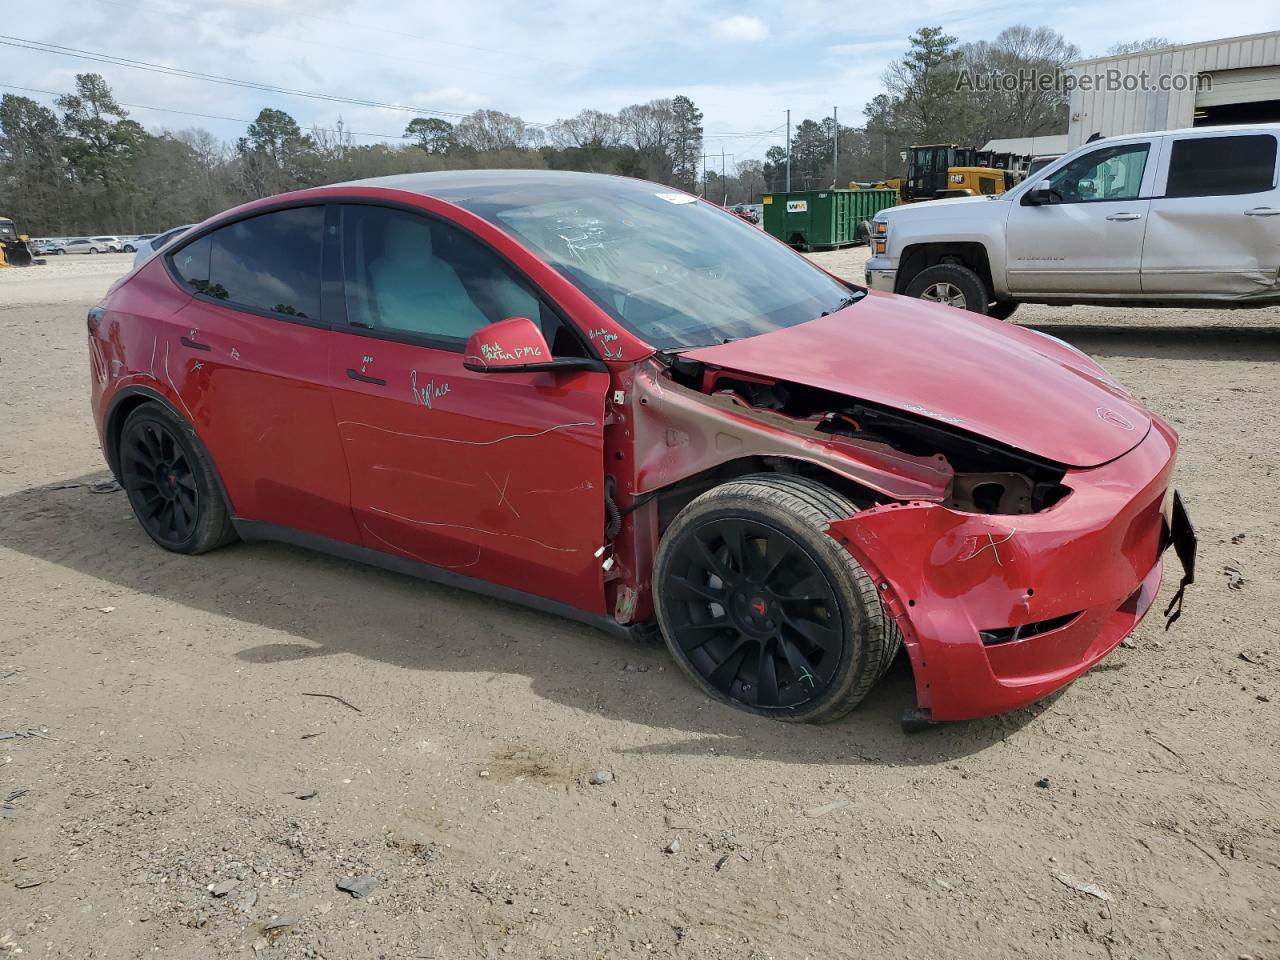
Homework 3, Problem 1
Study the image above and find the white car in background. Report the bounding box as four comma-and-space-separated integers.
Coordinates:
132, 224, 193, 269
62, 238, 114, 255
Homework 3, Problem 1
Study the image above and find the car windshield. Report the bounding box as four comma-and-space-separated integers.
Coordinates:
452, 181, 861, 350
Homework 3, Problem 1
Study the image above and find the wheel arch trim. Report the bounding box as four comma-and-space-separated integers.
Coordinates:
103, 385, 237, 515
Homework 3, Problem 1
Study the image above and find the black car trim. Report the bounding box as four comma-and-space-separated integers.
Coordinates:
232, 518, 636, 640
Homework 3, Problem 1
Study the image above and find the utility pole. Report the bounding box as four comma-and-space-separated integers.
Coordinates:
701, 153, 707, 197
721, 148, 727, 205
831, 105, 838, 189
785, 109, 791, 192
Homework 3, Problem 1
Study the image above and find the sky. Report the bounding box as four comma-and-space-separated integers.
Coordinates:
6, 0, 1280, 166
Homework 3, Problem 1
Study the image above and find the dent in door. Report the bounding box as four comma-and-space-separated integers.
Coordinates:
338, 367, 606, 607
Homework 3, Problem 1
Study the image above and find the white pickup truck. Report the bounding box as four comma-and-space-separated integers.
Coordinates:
864, 124, 1280, 318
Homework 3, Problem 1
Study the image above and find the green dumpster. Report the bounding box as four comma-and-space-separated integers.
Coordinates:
760, 188, 898, 251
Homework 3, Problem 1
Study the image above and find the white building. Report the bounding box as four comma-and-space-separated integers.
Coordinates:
1065, 31, 1280, 149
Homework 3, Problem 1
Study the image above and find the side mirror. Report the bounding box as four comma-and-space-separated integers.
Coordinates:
462, 316, 600, 374
1025, 179, 1054, 206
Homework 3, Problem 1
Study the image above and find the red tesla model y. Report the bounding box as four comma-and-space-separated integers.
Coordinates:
88, 171, 1196, 729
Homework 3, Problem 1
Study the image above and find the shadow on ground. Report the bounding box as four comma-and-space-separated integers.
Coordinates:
1028, 322, 1280, 361
1, 473, 1065, 768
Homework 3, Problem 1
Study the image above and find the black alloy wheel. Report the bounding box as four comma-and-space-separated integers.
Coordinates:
654, 474, 898, 723
121, 417, 200, 547
118, 403, 236, 554
664, 517, 845, 710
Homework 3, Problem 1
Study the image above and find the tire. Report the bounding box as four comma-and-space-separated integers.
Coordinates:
88, 248, 98, 254
653, 474, 901, 723
118, 402, 237, 554
987, 300, 1020, 321
904, 263, 990, 315
123, 244, 136, 253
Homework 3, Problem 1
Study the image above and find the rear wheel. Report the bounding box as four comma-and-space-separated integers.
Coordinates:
88, 248, 98, 254
653, 475, 899, 723
119, 403, 236, 554
904, 263, 990, 315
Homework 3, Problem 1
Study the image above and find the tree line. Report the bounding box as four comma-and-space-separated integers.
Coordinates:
0, 28, 1170, 235
0, 78, 706, 236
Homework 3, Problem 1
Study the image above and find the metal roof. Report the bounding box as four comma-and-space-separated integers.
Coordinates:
1067, 30, 1280, 69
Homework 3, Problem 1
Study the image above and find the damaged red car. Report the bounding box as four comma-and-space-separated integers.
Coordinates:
87, 171, 1197, 729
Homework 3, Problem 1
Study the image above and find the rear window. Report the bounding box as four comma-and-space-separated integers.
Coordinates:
170, 207, 323, 319
1165, 135, 1277, 198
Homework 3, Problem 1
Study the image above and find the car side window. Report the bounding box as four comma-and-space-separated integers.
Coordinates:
170, 207, 324, 320
1165, 135, 1277, 198
1046, 143, 1150, 203
340, 204, 588, 356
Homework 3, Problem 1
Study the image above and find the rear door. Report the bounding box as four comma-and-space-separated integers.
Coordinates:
1141, 130, 1280, 295
326, 202, 610, 612
1005, 139, 1156, 295
165, 204, 359, 543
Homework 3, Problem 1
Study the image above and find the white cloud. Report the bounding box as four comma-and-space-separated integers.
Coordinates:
710, 15, 770, 44
12, 0, 1280, 166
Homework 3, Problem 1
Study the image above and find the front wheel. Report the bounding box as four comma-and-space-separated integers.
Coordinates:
904, 263, 990, 315
88, 248, 98, 254
119, 403, 237, 554
653, 474, 899, 723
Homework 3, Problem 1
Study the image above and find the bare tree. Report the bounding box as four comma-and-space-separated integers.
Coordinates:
1106, 38, 1173, 56
547, 109, 619, 149
454, 109, 535, 152
960, 26, 1080, 142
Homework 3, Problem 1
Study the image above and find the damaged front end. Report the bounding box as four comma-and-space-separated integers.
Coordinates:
608, 355, 1191, 725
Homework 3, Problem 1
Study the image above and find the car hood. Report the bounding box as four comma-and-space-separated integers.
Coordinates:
681, 291, 1150, 468
883, 195, 1001, 217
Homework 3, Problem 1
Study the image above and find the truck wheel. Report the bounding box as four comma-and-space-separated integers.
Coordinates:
119, 403, 237, 554
987, 301, 1020, 321
904, 264, 990, 315
653, 474, 899, 723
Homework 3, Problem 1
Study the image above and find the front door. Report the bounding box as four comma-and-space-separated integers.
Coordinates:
1005, 140, 1156, 295
1142, 131, 1280, 295
326, 203, 610, 612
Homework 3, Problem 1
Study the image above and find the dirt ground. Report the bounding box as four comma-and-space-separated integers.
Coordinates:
1, 250, 1277, 960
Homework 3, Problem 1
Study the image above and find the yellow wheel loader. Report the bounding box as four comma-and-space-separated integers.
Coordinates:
0, 217, 37, 267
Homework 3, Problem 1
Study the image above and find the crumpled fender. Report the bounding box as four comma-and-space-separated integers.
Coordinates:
623, 359, 952, 502
826, 418, 1178, 721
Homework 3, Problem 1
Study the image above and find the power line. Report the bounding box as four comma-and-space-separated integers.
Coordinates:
0, 82, 410, 141
3, 34, 792, 144
0, 34, 511, 124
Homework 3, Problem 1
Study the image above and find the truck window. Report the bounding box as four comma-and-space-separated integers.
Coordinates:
1046, 143, 1149, 203
1165, 135, 1277, 198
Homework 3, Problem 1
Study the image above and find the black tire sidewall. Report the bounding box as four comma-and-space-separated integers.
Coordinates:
654, 493, 874, 723
904, 264, 990, 315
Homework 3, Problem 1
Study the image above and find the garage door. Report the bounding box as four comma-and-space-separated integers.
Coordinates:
1197, 66, 1280, 108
